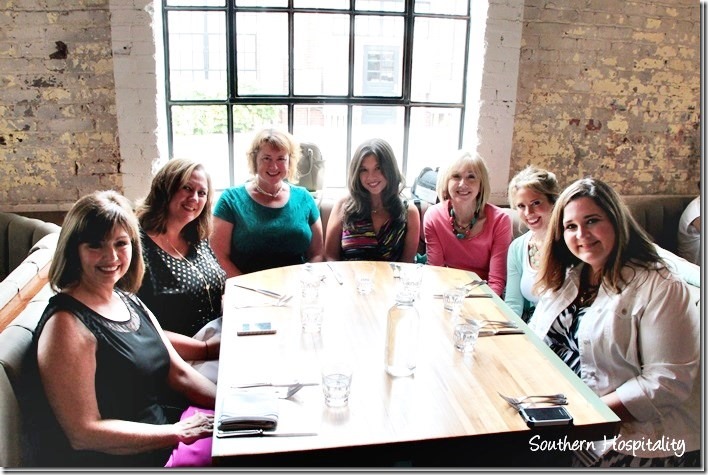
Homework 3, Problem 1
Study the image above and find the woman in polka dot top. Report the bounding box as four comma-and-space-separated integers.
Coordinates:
136, 159, 226, 364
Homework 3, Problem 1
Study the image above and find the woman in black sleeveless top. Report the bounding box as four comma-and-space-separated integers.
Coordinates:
23, 190, 216, 467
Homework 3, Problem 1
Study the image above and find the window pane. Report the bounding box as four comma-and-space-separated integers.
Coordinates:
351, 105, 404, 176
167, 0, 224, 6
406, 107, 461, 184
294, 13, 349, 96
295, 0, 348, 8
236, 0, 287, 6
414, 0, 468, 15
354, 16, 403, 97
232, 105, 289, 185
171, 105, 229, 189
293, 105, 348, 188
356, 0, 405, 12
236, 13, 288, 95
411, 17, 466, 103
168, 11, 226, 101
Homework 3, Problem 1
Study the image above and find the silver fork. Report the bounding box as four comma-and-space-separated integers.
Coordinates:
232, 382, 317, 399
466, 318, 518, 328
277, 383, 308, 399
465, 279, 487, 290
498, 392, 568, 408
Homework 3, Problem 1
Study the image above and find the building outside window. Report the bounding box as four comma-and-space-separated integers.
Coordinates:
163, 0, 471, 190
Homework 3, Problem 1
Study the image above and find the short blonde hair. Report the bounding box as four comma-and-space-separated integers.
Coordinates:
436, 150, 491, 214
507, 166, 560, 209
246, 128, 301, 181
50, 190, 144, 293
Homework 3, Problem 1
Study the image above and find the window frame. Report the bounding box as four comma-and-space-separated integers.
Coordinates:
162, 0, 472, 190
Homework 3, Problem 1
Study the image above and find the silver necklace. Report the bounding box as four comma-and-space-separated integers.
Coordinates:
255, 179, 284, 198
166, 238, 216, 314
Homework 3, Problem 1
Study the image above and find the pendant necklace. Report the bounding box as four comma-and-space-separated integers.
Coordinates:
450, 207, 478, 239
528, 236, 542, 268
166, 238, 216, 314
255, 179, 284, 198
576, 267, 600, 307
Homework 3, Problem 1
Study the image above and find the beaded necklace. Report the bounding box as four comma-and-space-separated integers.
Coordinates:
450, 207, 478, 239
528, 237, 541, 268
255, 178, 285, 198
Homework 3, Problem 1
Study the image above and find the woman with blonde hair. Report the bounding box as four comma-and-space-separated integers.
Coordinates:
212, 128, 324, 276
529, 178, 700, 467
423, 151, 512, 296
505, 166, 560, 320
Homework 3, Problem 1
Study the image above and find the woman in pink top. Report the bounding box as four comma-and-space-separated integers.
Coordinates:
423, 151, 512, 296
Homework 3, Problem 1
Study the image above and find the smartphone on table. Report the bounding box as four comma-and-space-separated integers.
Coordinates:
237, 321, 276, 336
519, 406, 573, 428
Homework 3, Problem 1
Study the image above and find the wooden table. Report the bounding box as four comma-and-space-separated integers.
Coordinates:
212, 261, 619, 467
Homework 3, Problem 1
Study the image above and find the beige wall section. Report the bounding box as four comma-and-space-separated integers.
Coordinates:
510, 0, 700, 195
0, 1, 701, 211
0, 0, 122, 212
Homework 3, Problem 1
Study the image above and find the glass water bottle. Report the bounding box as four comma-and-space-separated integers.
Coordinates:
385, 290, 420, 377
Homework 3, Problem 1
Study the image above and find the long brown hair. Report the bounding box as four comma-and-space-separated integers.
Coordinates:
535, 178, 665, 294
135, 158, 214, 243
343, 138, 406, 225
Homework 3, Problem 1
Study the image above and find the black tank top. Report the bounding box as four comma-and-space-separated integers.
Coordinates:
22, 290, 174, 467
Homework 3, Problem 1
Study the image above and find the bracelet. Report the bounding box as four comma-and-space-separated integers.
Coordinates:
203, 340, 209, 360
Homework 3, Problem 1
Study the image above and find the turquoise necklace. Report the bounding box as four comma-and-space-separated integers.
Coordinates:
450, 207, 478, 239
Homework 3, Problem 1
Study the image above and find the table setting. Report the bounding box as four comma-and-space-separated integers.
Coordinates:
212, 261, 619, 466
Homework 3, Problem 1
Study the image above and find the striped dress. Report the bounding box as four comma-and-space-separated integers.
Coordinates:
340, 215, 407, 262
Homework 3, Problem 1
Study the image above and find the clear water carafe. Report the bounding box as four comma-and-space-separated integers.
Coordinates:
385, 291, 420, 377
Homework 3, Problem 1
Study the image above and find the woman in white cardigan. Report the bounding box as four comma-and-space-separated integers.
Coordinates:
529, 178, 700, 468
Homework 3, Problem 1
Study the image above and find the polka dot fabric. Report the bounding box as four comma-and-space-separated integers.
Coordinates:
139, 232, 226, 337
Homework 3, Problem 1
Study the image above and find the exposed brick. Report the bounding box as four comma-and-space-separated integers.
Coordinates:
511, 0, 699, 195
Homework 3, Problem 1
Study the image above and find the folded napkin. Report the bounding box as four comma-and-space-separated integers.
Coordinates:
218, 389, 279, 432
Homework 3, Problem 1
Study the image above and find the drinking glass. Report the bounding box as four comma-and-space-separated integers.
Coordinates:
453, 320, 482, 352
321, 363, 352, 408
355, 263, 376, 295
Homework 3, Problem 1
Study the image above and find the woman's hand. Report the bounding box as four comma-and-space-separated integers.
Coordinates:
174, 411, 214, 445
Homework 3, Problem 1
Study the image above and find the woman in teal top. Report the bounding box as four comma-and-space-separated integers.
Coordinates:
212, 129, 324, 275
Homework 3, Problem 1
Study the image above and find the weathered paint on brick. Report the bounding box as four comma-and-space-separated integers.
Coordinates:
0, 0, 120, 209
0, 0, 701, 209
511, 0, 699, 195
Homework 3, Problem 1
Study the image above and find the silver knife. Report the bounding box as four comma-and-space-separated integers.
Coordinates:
216, 429, 318, 438
327, 263, 344, 285
433, 293, 493, 299
479, 329, 525, 336
232, 382, 319, 389
232, 283, 283, 299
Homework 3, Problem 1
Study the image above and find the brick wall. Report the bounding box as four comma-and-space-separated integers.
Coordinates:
0, 1, 701, 211
510, 0, 700, 194
0, 0, 121, 210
